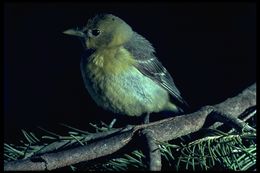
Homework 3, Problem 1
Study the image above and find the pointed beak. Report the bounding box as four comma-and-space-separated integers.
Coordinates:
63, 29, 86, 38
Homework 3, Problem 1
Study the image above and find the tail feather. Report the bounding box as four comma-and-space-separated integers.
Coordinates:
166, 102, 184, 114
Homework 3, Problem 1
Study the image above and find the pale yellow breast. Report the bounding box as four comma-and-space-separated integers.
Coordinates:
82, 46, 173, 116
87, 46, 136, 76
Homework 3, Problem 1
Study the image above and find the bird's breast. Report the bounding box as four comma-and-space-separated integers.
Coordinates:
81, 47, 170, 116
87, 47, 136, 75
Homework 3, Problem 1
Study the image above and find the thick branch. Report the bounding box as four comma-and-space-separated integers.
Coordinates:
4, 130, 134, 170
4, 83, 256, 171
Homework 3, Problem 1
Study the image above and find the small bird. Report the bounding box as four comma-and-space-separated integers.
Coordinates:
63, 14, 188, 123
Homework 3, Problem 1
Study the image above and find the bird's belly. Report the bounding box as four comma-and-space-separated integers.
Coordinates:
85, 67, 170, 116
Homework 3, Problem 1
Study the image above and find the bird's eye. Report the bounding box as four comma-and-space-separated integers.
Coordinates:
91, 29, 101, 36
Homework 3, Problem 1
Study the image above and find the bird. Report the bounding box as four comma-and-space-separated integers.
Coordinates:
63, 14, 188, 123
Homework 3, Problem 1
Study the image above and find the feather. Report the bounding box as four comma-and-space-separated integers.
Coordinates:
124, 32, 188, 108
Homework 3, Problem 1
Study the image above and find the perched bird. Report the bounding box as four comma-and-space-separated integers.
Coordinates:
63, 14, 188, 122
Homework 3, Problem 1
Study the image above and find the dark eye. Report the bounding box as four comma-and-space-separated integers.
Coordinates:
91, 29, 101, 36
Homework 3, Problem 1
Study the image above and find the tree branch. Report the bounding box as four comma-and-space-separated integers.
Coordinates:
4, 83, 256, 171
142, 129, 161, 171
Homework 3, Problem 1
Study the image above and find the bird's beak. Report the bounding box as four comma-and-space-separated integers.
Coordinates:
63, 29, 86, 38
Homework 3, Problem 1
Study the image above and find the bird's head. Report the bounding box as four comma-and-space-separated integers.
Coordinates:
63, 14, 133, 50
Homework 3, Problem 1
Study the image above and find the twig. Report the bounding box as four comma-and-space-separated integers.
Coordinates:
211, 111, 256, 132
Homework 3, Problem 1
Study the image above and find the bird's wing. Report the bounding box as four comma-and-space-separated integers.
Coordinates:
124, 32, 188, 107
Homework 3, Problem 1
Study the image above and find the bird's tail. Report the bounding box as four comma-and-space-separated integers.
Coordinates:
166, 102, 185, 114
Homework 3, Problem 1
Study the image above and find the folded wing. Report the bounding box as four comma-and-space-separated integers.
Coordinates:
124, 32, 188, 108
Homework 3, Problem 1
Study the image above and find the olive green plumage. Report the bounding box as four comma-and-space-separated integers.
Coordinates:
63, 14, 188, 117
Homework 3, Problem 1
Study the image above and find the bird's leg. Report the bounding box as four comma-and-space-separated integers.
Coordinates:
144, 112, 150, 124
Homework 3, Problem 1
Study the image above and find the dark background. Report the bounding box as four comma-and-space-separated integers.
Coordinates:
4, 2, 256, 143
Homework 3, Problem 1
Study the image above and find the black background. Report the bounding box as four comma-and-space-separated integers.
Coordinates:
4, 2, 256, 143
